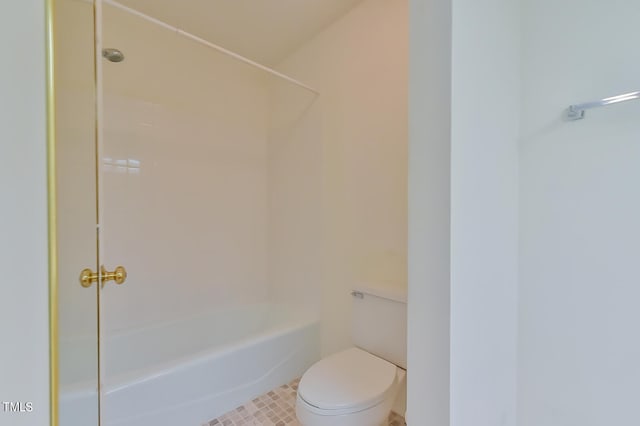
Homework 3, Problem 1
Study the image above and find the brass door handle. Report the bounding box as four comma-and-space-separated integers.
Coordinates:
79, 265, 127, 288
79, 268, 98, 288
101, 265, 127, 286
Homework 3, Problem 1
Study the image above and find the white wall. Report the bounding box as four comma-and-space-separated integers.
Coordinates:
270, 0, 408, 358
518, 0, 640, 424
409, 0, 521, 424
407, 0, 451, 423
0, 1, 50, 425
450, 0, 520, 424
99, 3, 270, 334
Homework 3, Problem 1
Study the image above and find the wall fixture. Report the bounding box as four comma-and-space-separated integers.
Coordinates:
566, 90, 640, 120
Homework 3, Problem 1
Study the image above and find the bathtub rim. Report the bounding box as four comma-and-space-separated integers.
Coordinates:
103, 314, 318, 393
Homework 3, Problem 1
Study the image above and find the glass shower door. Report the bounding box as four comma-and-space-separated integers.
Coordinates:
55, 1, 100, 425
98, 2, 281, 425
97, 0, 318, 423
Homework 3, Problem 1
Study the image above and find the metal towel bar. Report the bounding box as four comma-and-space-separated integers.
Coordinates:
566, 90, 640, 121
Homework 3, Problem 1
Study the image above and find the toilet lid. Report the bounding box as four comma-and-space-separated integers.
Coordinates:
298, 347, 397, 412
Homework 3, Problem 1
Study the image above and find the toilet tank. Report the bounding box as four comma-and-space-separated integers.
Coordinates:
351, 284, 407, 369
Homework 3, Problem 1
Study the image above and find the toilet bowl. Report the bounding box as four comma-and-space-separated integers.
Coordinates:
296, 348, 406, 426
295, 284, 408, 426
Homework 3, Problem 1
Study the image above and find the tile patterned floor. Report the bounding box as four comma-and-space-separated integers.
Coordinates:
204, 378, 406, 426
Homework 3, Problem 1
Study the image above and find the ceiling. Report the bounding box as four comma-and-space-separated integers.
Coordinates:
114, 0, 365, 66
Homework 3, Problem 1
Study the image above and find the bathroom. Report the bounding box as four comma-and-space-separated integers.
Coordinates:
1, 0, 640, 425
55, 0, 408, 425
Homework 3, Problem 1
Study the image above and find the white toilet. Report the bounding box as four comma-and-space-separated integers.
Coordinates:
296, 285, 407, 426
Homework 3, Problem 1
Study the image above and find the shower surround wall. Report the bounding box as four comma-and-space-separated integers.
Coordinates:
101, 3, 271, 334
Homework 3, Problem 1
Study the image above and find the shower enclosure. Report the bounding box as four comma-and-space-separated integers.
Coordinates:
55, 1, 322, 425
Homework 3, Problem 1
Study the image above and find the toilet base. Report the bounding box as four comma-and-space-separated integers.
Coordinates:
296, 394, 394, 426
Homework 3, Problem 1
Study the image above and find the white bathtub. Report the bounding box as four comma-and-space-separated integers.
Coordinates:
60, 303, 320, 426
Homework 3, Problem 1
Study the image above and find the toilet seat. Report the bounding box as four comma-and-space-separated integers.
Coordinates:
298, 347, 398, 415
